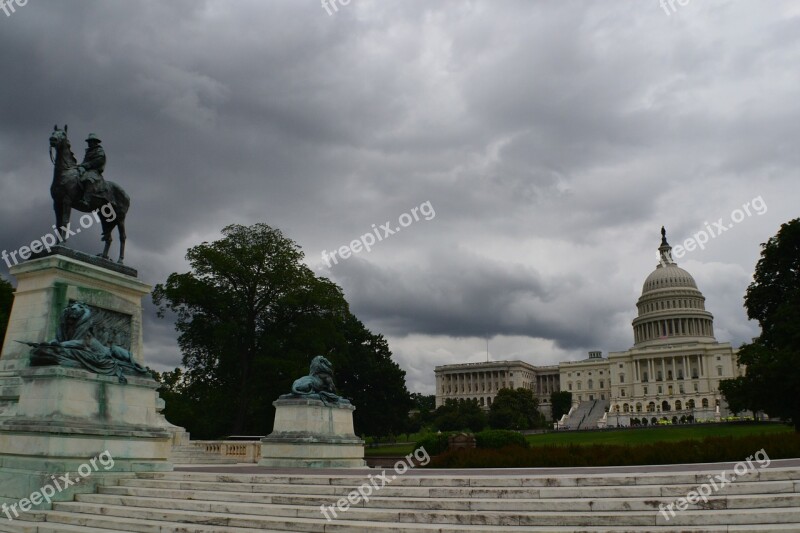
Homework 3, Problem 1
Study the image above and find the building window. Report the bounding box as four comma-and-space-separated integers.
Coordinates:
694, 383, 698, 392
568, 382, 573, 391
588, 380, 593, 390
702, 398, 709, 408
599, 380, 604, 389
717, 367, 723, 376
658, 386, 663, 394
621, 389, 626, 397
619, 374, 625, 383
643, 372, 649, 382
643, 386, 648, 395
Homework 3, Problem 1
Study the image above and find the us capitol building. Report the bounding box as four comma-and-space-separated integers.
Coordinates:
434, 229, 745, 426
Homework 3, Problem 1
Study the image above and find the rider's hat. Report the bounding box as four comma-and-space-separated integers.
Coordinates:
85, 133, 102, 143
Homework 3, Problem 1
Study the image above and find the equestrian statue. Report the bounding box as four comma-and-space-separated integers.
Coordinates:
49, 124, 130, 263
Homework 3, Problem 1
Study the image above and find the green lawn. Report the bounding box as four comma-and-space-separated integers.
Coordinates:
525, 423, 792, 447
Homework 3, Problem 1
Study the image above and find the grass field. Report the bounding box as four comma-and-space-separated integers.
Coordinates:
365, 423, 792, 456
525, 423, 791, 447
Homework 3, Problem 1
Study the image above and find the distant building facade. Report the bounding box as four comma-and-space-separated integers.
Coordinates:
434, 230, 745, 426
434, 360, 559, 418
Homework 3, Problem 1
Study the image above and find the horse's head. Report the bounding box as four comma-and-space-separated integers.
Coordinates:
49, 124, 76, 167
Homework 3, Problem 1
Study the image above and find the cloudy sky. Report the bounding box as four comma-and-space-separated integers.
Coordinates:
1, 1, 797, 394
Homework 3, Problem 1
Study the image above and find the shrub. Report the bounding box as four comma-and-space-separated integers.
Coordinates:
426, 431, 800, 469
415, 432, 451, 456
476, 429, 528, 449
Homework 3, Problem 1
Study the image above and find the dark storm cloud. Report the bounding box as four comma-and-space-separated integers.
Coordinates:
1, 1, 798, 393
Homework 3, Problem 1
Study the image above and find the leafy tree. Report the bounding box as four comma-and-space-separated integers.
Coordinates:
407, 393, 437, 433
433, 398, 487, 432
488, 388, 544, 430
550, 390, 573, 422
411, 393, 436, 413
152, 223, 411, 438
720, 219, 800, 430
0, 277, 13, 348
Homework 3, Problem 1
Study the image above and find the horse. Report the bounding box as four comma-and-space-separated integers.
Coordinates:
48, 125, 130, 263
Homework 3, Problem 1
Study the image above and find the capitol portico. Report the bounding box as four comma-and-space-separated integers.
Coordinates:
434, 229, 745, 427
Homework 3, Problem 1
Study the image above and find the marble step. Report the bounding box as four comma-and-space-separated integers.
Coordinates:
15, 512, 290, 533
90, 487, 800, 513
0, 519, 122, 533
48, 501, 800, 528
17, 509, 800, 533
152, 466, 800, 486
152, 467, 800, 487
115, 476, 800, 500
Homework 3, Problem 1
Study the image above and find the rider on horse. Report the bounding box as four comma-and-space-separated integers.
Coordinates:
77, 133, 110, 208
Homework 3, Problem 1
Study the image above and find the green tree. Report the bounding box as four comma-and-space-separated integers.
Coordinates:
433, 398, 487, 432
152, 223, 411, 438
720, 219, 800, 430
488, 388, 544, 430
407, 393, 436, 433
0, 277, 13, 348
550, 391, 573, 422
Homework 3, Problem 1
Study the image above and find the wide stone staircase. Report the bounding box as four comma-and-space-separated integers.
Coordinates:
4, 463, 800, 532
563, 399, 609, 430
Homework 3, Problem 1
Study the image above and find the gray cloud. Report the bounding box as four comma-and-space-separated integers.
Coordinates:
1, 0, 794, 392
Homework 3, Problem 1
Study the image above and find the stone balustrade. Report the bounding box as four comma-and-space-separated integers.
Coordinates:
180, 440, 262, 463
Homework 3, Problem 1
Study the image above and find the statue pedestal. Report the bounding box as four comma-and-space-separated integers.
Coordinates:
0, 251, 177, 508
259, 398, 365, 468
0, 251, 150, 418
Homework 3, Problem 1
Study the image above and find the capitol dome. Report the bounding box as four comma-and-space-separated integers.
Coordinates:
642, 264, 697, 292
631, 228, 715, 348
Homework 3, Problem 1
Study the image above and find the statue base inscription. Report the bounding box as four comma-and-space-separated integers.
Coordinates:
259, 398, 366, 468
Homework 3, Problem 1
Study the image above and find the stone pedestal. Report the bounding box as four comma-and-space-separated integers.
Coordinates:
0, 251, 150, 418
0, 250, 176, 508
259, 398, 365, 468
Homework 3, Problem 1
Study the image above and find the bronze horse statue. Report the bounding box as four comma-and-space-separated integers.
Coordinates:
49, 125, 129, 263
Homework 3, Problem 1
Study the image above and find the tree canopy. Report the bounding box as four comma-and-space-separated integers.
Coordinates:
152, 223, 412, 438
432, 398, 487, 432
720, 219, 800, 429
488, 388, 545, 430
550, 390, 573, 422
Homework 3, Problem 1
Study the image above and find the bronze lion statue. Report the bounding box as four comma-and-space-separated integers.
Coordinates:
282, 355, 350, 405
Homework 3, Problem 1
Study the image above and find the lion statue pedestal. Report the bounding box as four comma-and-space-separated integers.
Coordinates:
259, 356, 365, 468
259, 398, 365, 468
